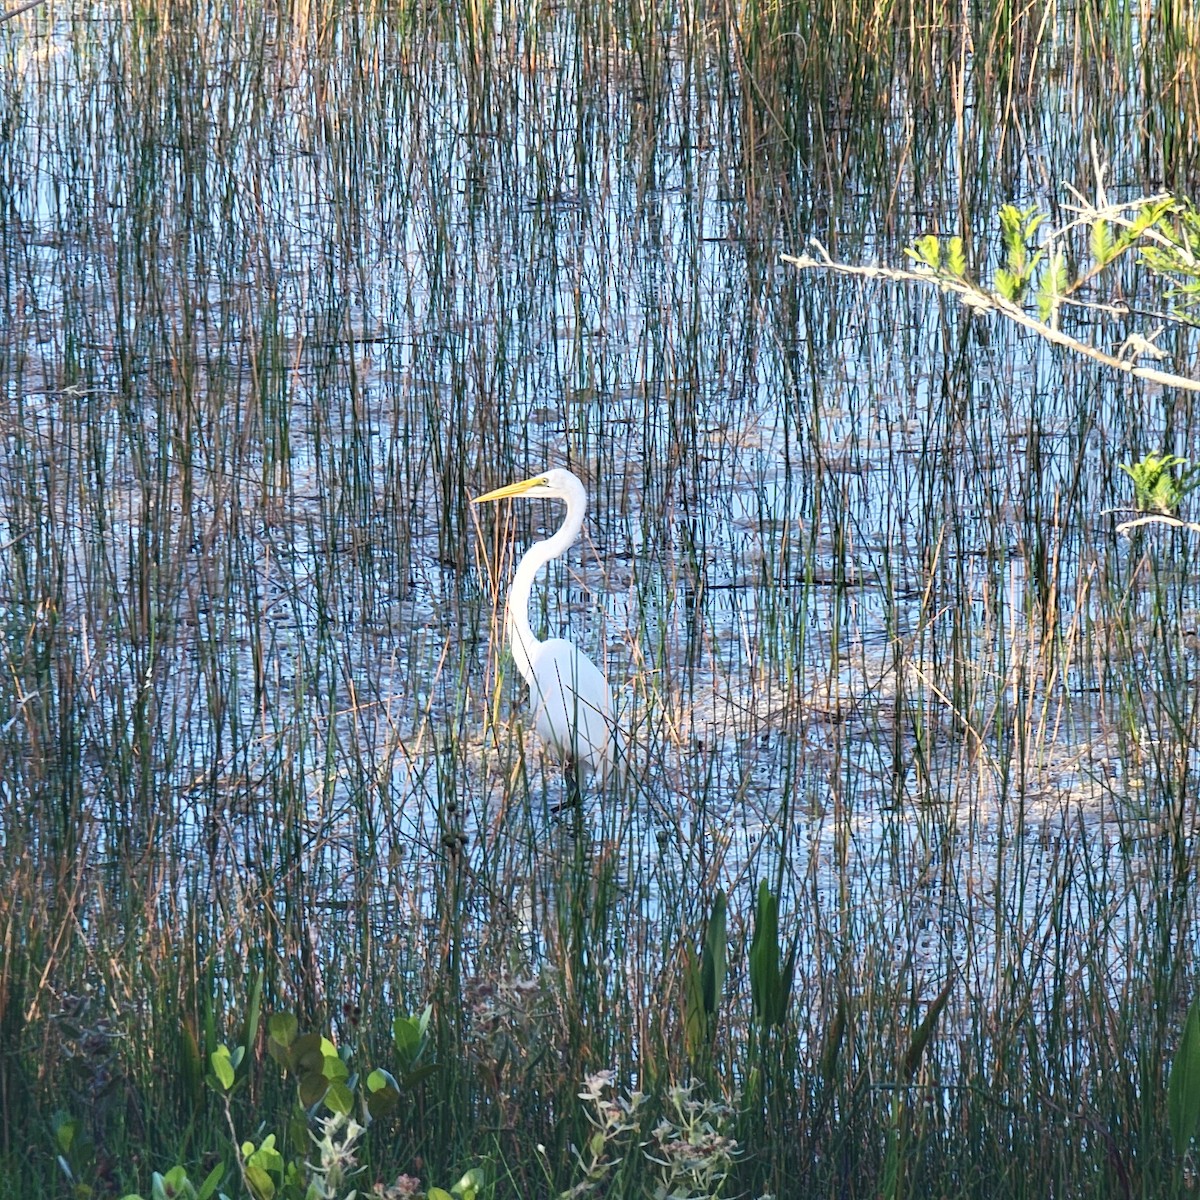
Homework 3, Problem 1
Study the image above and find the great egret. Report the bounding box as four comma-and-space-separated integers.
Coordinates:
472, 468, 619, 780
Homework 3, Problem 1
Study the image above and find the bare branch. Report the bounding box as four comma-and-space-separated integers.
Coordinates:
1114, 513, 1200, 536
1, 0, 48, 25
782, 240, 1200, 394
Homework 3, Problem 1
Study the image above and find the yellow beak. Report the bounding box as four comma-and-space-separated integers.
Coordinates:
472, 476, 547, 504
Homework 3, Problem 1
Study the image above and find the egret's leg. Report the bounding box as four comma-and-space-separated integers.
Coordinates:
551, 760, 583, 815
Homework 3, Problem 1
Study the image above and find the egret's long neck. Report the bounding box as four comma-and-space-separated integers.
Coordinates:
506, 485, 586, 686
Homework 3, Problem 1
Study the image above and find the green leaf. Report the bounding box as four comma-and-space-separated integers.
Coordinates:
417, 1003, 433, 1037
1090, 219, 1114, 266
291, 1033, 328, 1076
946, 237, 966, 278
393, 1014, 425, 1061
196, 1163, 226, 1200
268, 1012, 298, 1049
682, 949, 706, 1060
451, 1167, 488, 1200
210, 1045, 235, 1092
52, 1112, 79, 1156
901, 978, 954, 1081
1171, 996, 1200, 1151
151, 1169, 197, 1200
298, 1070, 328, 1109
993, 268, 1018, 302
241, 969, 263, 1076
819, 995, 847, 1089
750, 881, 784, 1028
428, 1190, 454, 1200
904, 235, 940, 269
244, 1163, 276, 1200
774, 942, 797, 1026
323, 1080, 355, 1115
1037, 250, 1069, 322
367, 1067, 399, 1092
365, 1070, 402, 1118
322, 1052, 349, 1083
245, 1135, 283, 1178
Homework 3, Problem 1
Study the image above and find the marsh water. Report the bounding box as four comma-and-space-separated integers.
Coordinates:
4, 2, 1200, 1189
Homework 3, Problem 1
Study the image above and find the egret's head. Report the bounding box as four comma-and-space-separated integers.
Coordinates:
472, 468, 584, 505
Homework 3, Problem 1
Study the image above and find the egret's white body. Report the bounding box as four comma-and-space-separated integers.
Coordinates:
473, 468, 618, 778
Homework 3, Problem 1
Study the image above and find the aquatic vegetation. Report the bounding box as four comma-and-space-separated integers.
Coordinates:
3, 0, 1200, 1196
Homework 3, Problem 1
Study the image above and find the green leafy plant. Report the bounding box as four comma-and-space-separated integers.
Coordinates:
117, 1163, 226, 1200
644, 1080, 740, 1200
994, 203, 1045, 302
1170, 995, 1200, 1153
559, 1070, 645, 1199
683, 891, 727, 1062
749, 882, 795, 1031
51, 1110, 96, 1198
1119, 452, 1200, 514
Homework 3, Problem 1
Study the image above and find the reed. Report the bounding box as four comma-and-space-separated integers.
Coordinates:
1, 0, 1199, 1196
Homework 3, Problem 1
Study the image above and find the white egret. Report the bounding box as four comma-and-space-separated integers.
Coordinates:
473, 468, 619, 781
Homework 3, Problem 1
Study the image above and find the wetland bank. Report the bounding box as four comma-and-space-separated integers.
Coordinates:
3, 1, 1200, 1196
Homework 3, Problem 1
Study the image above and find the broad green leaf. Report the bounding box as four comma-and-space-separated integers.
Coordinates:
682, 948, 706, 1060
322, 1053, 349, 1083
451, 1167, 487, 1200
298, 1070, 328, 1109
210, 1046, 235, 1092
750, 881, 783, 1027
428, 1190, 454, 1200
268, 1012, 298, 1048
244, 1163, 275, 1200
196, 1162, 226, 1200
246, 1135, 283, 1178
366, 1076, 402, 1118
1169, 996, 1200, 1151
393, 1014, 425, 1060
151, 1169, 195, 1200
52, 1113, 79, 1155
323, 1080, 355, 1115
291, 1034, 328, 1076
368, 1067, 399, 1093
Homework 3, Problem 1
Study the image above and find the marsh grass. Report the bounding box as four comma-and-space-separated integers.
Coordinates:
2, 0, 1200, 1197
